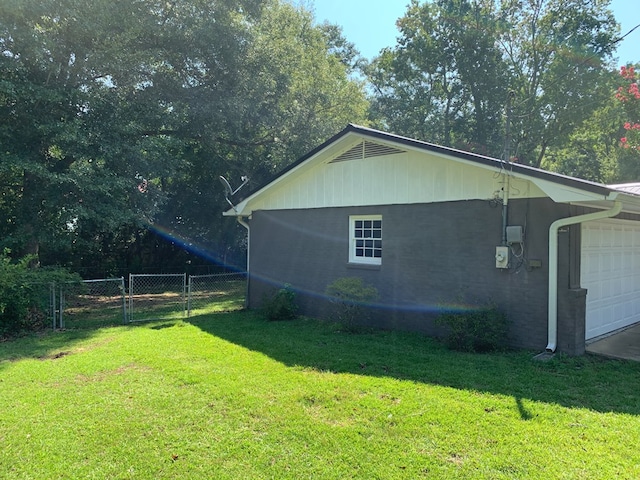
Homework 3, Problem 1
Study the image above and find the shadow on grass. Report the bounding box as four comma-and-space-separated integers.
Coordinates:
0, 328, 101, 370
186, 310, 640, 416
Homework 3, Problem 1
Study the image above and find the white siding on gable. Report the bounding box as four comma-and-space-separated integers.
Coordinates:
247, 149, 545, 213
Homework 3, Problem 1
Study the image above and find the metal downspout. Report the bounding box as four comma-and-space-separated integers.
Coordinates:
237, 217, 250, 309
546, 201, 622, 352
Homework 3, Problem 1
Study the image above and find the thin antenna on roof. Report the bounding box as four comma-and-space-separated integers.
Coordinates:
219, 175, 249, 211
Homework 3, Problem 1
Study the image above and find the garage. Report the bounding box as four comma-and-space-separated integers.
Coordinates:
581, 218, 640, 340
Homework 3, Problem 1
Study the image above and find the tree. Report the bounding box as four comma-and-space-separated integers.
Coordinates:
366, 0, 619, 166
616, 65, 640, 151
541, 97, 623, 182
0, 0, 369, 272
140, 1, 369, 272
500, 0, 619, 167
367, 0, 507, 155
0, 0, 192, 262
542, 64, 640, 183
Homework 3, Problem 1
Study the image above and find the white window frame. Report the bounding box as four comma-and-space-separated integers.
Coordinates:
349, 215, 382, 265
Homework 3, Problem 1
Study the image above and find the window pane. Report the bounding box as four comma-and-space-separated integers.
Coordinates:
351, 216, 382, 264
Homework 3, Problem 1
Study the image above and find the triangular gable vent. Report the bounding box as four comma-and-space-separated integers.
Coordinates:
330, 141, 405, 163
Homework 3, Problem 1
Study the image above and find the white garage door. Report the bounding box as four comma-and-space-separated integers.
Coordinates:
581, 219, 640, 340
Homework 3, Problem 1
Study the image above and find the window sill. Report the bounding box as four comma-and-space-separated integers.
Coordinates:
347, 262, 381, 271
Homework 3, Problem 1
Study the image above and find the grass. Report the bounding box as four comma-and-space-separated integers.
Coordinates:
1, 310, 640, 479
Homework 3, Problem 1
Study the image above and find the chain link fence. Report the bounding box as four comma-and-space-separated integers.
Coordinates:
58, 278, 127, 329
25, 272, 247, 330
128, 273, 187, 323
187, 272, 247, 316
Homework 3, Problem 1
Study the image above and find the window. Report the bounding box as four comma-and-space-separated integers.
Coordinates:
349, 215, 382, 265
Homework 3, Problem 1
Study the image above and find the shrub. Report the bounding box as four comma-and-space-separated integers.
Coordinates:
325, 277, 378, 333
435, 304, 509, 352
0, 251, 79, 338
262, 284, 298, 321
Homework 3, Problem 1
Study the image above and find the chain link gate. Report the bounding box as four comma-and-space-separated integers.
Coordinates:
128, 273, 186, 323
58, 278, 127, 329
187, 272, 247, 316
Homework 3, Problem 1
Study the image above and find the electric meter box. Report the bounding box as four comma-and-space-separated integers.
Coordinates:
495, 246, 509, 269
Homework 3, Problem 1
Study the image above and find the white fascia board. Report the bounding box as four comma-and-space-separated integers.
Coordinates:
223, 132, 364, 217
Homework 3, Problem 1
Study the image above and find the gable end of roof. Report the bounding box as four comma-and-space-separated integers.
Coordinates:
224, 123, 630, 216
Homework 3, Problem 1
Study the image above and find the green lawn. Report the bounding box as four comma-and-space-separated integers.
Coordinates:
1, 311, 640, 479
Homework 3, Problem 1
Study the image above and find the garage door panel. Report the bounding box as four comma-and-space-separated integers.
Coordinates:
582, 220, 640, 340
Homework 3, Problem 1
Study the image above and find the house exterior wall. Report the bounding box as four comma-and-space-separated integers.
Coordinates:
248, 197, 583, 354
245, 149, 548, 213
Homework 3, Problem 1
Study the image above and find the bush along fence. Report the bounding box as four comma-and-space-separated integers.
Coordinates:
41, 272, 247, 329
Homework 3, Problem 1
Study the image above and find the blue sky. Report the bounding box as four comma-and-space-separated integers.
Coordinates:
309, 0, 639, 66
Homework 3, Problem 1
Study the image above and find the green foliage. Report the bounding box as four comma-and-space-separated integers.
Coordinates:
0, 0, 369, 271
542, 65, 640, 183
262, 284, 298, 321
435, 304, 509, 353
0, 255, 32, 337
367, 0, 619, 167
0, 251, 79, 337
367, 0, 507, 155
325, 277, 378, 332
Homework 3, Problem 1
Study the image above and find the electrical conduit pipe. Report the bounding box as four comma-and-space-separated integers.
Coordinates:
546, 200, 622, 352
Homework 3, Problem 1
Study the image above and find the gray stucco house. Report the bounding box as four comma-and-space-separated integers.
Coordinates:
224, 124, 640, 355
